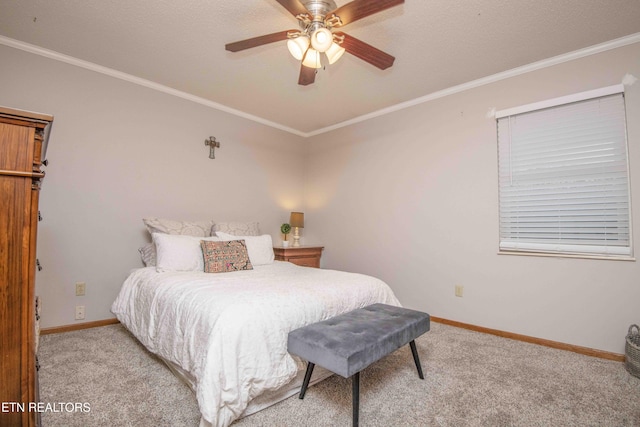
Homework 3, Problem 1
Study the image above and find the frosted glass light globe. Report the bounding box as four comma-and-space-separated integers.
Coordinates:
302, 48, 322, 69
311, 27, 333, 53
287, 36, 310, 60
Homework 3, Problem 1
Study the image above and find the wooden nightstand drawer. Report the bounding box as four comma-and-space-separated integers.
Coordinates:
273, 246, 324, 268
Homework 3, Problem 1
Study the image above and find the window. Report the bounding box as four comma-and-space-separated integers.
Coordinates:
496, 85, 632, 258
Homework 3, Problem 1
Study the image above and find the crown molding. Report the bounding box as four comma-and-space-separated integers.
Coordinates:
307, 32, 640, 137
0, 35, 307, 137
2, 32, 639, 138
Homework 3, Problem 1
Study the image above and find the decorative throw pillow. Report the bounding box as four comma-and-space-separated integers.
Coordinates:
143, 217, 215, 237
201, 240, 253, 273
215, 232, 274, 266
212, 221, 260, 236
153, 233, 220, 272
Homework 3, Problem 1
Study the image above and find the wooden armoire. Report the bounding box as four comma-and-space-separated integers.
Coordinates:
0, 106, 53, 427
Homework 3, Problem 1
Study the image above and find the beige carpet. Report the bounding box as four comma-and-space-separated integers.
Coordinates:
38, 322, 640, 426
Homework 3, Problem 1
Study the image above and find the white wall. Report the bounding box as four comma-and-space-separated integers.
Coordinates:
2, 40, 638, 354
0, 45, 307, 328
305, 43, 640, 354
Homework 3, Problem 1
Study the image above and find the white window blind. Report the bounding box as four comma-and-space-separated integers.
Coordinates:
497, 88, 632, 257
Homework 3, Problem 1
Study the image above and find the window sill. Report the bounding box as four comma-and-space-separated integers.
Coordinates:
497, 250, 635, 262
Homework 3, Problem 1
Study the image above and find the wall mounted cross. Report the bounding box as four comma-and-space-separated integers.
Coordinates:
204, 136, 220, 159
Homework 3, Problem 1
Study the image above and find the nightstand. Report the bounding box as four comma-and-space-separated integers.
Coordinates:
273, 246, 324, 268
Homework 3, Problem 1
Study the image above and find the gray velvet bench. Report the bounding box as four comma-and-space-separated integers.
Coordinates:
287, 303, 430, 426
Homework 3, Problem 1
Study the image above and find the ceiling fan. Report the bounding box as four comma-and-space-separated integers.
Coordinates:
225, 0, 404, 86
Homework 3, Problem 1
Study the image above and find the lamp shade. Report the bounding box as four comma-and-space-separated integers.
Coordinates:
325, 42, 346, 64
301, 49, 322, 69
287, 36, 309, 61
310, 27, 333, 52
290, 212, 304, 228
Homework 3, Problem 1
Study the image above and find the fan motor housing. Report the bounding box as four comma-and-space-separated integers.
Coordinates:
301, 0, 337, 19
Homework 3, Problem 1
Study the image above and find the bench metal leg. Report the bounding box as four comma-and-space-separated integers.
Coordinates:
299, 362, 315, 399
352, 371, 360, 427
409, 340, 424, 379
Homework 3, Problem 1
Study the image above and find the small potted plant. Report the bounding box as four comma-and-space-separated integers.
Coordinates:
280, 223, 291, 247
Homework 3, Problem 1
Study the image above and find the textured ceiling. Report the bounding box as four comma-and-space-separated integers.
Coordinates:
1, 0, 640, 136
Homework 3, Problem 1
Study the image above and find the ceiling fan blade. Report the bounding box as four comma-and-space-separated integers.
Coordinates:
334, 31, 395, 70
298, 64, 316, 86
274, 0, 310, 18
328, 0, 404, 27
225, 30, 294, 52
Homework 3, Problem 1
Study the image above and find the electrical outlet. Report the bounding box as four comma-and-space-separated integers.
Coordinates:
455, 285, 464, 297
75, 305, 85, 320
75, 282, 86, 296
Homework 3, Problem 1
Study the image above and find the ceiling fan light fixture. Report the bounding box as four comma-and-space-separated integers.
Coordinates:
325, 42, 345, 64
225, 0, 404, 85
310, 27, 333, 52
287, 36, 310, 60
302, 48, 322, 69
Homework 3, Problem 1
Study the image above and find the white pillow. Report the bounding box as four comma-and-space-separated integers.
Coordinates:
215, 232, 274, 266
144, 217, 214, 236
213, 222, 260, 236
153, 233, 219, 272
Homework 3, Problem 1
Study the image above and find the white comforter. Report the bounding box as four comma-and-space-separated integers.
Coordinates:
111, 261, 400, 427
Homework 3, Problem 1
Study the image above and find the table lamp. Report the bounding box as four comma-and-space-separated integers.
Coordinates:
290, 212, 304, 247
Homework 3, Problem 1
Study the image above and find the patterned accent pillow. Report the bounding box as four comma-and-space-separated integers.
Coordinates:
213, 222, 260, 236
201, 240, 253, 273
138, 243, 156, 267
143, 217, 215, 237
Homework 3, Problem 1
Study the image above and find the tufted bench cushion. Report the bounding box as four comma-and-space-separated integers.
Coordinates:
288, 303, 430, 378
288, 303, 430, 426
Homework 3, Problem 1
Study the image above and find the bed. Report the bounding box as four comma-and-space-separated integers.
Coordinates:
111, 219, 400, 427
